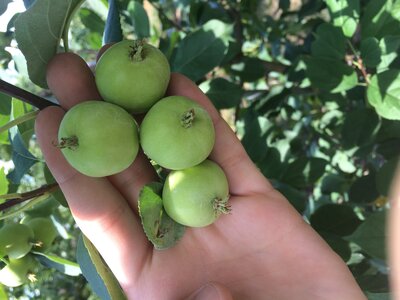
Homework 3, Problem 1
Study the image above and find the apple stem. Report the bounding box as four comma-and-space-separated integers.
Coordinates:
129, 40, 144, 62
213, 196, 231, 215
54, 136, 79, 150
181, 109, 195, 128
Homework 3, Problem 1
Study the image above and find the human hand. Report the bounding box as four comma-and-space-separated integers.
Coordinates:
35, 50, 366, 300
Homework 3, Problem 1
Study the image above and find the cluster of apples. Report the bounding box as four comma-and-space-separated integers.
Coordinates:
57, 40, 230, 228
0, 218, 58, 287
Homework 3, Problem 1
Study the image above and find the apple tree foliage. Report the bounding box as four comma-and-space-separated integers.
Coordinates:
0, 0, 397, 299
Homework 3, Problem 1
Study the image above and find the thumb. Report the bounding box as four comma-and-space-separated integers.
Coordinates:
186, 282, 233, 300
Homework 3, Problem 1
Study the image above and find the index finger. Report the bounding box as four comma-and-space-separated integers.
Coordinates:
166, 73, 272, 196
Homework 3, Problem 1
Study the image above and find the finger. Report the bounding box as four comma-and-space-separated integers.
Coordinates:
46, 51, 158, 211
46, 52, 102, 109
186, 282, 233, 300
96, 43, 113, 62
166, 73, 272, 196
35, 106, 150, 289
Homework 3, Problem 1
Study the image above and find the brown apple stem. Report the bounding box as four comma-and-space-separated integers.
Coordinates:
54, 136, 79, 150
181, 108, 195, 128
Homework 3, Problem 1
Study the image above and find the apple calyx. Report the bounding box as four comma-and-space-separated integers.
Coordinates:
181, 108, 195, 128
213, 196, 231, 215
55, 136, 79, 150
129, 40, 144, 62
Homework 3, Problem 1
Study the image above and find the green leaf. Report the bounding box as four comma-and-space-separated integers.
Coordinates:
0, 168, 8, 199
325, 0, 360, 37
14, 0, 83, 88
7, 129, 37, 184
305, 57, 358, 93
138, 182, 185, 250
128, 1, 150, 39
230, 56, 266, 82
33, 252, 81, 276
276, 183, 307, 213
361, 0, 400, 39
0, 92, 11, 144
366, 292, 391, 300
79, 8, 105, 35
199, 78, 243, 109
360, 37, 381, 68
321, 174, 350, 194
332, 151, 356, 173
311, 23, 346, 60
341, 108, 381, 149
44, 164, 68, 207
240, 110, 273, 164
171, 20, 233, 81
189, 1, 230, 26
281, 157, 328, 188
310, 204, 362, 236
346, 210, 387, 260
367, 69, 400, 120
349, 172, 380, 204
319, 232, 352, 262
76, 234, 127, 300
376, 156, 399, 196
377, 35, 400, 72
103, 0, 123, 44
0, 0, 11, 17
0, 286, 6, 299
23, 0, 35, 9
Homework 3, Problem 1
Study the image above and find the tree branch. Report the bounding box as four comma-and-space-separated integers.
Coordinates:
0, 182, 59, 212
0, 79, 59, 110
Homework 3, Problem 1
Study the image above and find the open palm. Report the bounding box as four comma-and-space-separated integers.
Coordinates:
35, 51, 366, 300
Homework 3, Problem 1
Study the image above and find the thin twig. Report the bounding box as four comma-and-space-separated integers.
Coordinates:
347, 40, 370, 85
0, 182, 59, 212
0, 79, 58, 110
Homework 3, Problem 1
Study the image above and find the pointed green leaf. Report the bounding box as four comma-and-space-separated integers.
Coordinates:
6, 100, 38, 184
14, 0, 83, 88
361, 0, 400, 39
365, 292, 391, 300
103, 0, 123, 44
199, 78, 243, 109
305, 57, 358, 93
325, 0, 360, 37
367, 69, 400, 120
311, 23, 346, 60
33, 252, 81, 276
341, 108, 381, 149
346, 210, 387, 260
349, 172, 380, 204
310, 204, 362, 236
0, 0, 11, 17
0, 168, 8, 200
139, 182, 185, 250
281, 157, 328, 188
76, 234, 127, 300
128, 1, 150, 39
44, 164, 68, 207
79, 8, 105, 35
361, 37, 381, 68
377, 35, 400, 72
376, 156, 399, 196
0, 92, 11, 144
171, 20, 233, 81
